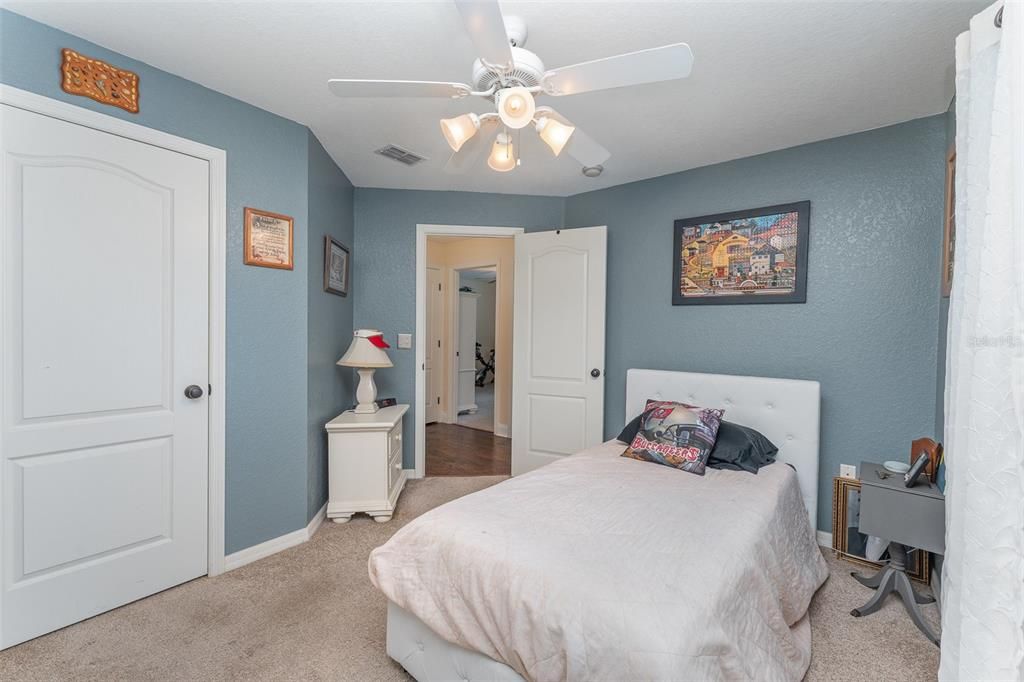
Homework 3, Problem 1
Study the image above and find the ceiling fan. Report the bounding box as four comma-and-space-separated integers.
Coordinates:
328, 0, 693, 175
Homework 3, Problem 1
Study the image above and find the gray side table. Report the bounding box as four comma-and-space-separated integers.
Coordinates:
852, 461, 945, 645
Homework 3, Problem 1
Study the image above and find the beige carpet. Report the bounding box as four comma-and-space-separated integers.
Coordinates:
0, 476, 940, 681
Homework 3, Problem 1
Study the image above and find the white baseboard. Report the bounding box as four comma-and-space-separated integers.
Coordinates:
494, 422, 510, 438
816, 530, 833, 548
404, 467, 421, 480
223, 502, 327, 572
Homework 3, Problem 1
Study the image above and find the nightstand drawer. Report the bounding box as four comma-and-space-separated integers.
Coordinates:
388, 423, 402, 456
388, 448, 402, 491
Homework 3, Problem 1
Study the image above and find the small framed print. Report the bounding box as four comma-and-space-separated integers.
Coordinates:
324, 236, 350, 297
244, 207, 294, 270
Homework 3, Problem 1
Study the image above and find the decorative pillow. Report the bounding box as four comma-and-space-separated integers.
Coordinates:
706, 421, 778, 474
621, 400, 724, 475
616, 413, 643, 444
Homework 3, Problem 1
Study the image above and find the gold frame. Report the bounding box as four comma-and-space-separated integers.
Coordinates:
832, 476, 930, 584
942, 150, 956, 297
243, 207, 294, 270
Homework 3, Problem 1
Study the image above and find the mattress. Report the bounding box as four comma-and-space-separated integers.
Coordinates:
370, 439, 829, 681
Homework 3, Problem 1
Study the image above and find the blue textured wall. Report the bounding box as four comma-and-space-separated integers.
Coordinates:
352, 189, 565, 469
307, 132, 355, 520
564, 117, 947, 530
0, 10, 316, 553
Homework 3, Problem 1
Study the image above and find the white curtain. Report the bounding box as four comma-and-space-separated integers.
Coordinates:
940, 2, 1024, 680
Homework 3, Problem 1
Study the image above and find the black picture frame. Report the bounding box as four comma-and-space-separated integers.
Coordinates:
323, 235, 350, 297
672, 201, 810, 305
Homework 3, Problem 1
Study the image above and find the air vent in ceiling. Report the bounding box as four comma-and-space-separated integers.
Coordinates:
375, 144, 427, 166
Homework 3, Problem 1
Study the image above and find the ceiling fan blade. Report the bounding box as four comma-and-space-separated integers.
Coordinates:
542, 43, 693, 96
564, 127, 611, 168
454, 0, 513, 69
539, 109, 611, 167
444, 127, 492, 174
328, 79, 471, 98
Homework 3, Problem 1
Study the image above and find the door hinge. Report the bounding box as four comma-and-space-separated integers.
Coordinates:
208, 384, 212, 396
437, 397, 440, 405
456, 351, 460, 357
438, 283, 442, 291
437, 340, 441, 348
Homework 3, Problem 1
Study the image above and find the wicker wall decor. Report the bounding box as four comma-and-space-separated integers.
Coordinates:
60, 48, 139, 113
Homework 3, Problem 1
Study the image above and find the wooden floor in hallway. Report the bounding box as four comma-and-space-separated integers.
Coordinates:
425, 422, 511, 476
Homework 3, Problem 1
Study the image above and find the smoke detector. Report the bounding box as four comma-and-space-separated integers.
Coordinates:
582, 165, 604, 178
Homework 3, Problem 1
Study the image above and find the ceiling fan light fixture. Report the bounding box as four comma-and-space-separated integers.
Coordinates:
496, 86, 535, 129
535, 116, 576, 156
487, 133, 516, 172
440, 113, 481, 152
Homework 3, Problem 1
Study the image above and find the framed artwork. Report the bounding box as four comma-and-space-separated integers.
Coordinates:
244, 207, 294, 270
832, 476, 930, 584
60, 48, 139, 113
324, 235, 350, 297
942, 151, 956, 297
672, 201, 810, 305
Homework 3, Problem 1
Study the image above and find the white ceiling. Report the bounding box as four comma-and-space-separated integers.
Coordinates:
7, 1, 981, 197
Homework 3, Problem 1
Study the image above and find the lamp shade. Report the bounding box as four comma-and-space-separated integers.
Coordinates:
496, 87, 535, 129
487, 133, 516, 172
440, 113, 480, 152
337, 329, 393, 368
535, 116, 575, 156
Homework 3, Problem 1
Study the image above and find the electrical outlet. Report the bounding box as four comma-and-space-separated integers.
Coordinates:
839, 463, 857, 479
397, 333, 412, 349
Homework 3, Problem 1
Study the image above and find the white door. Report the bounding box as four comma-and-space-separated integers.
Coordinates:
512, 226, 606, 475
425, 267, 443, 423
1, 105, 210, 648
457, 291, 478, 413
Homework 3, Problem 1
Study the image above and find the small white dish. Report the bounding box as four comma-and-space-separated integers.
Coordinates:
884, 460, 910, 474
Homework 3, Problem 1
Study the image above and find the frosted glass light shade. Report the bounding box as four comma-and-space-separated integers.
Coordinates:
535, 116, 576, 156
496, 87, 535, 129
487, 133, 516, 172
440, 113, 480, 152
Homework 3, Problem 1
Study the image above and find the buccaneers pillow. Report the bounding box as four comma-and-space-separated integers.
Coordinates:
621, 400, 724, 475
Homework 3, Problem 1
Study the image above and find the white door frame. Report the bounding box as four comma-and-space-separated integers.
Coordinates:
414, 225, 523, 478
0, 86, 229, 581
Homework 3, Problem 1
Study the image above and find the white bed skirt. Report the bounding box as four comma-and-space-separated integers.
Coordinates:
387, 600, 524, 681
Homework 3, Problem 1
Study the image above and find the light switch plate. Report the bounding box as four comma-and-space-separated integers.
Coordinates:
839, 464, 857, 479
397, 333, 412, 349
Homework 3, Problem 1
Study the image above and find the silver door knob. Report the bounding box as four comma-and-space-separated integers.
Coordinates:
590, 368, 601, 378
184, 384, 204, 400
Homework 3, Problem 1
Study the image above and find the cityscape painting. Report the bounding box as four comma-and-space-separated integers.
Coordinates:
672, 201, 810, 305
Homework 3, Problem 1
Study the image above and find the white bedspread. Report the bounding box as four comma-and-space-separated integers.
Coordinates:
369, 440, 829, 681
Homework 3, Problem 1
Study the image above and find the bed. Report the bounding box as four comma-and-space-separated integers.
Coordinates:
370, 370, 829, 681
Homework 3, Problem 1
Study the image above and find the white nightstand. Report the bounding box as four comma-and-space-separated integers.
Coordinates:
325, 404, 409, 523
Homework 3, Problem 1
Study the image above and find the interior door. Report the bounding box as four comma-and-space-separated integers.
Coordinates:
1, 105, 210, 648
425, 266, 443, 423
512, 226, 606, 475
457, 291, 478, 412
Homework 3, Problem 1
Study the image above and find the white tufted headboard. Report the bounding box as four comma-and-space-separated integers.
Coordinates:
625, 369, 820, 531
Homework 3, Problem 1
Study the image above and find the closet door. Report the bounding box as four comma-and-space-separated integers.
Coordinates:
1, 105, 210, 648
457, 292, 478, 413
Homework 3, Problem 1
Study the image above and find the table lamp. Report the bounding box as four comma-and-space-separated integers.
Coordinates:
338, 329, 392, 413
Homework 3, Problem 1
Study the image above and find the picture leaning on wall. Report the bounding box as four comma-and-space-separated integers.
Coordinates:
672, 201, 810, 305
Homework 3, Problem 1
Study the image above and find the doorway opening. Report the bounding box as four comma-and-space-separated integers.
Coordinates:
415, 225, 522, 478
